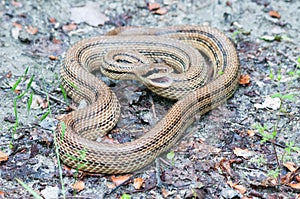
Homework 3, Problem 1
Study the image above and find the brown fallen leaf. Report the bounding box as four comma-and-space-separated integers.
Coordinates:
226, 1, 232, 8
0, 190, 4, 198
133, 177, 144, 190
31, 95, 48, 109
6, 71, 12, 78
216, 158, 233, 176
147, 2, 160, 11
269, 10, 281, 19
48, 17, 57, 24
227, 181, 247, 194
161, 188, 170, 198
289, 182, 300, 189
261, 176, 278, 187
26, 25, 38, 35
296, 175, 300, 182
0, 151, 8, 162
62, 23, 77, 32
154, 7, 168, 15
247, 130, 255, 137
111, 175, 131, 186
106, 183, 115, 189
239, 74, 251, 85
12, 1, 22, 8
233, 147, 254, 159
52, 38, 61, 44
283, 162, 297, 172
13, 22, 23, 30
71, 181, 85, 192
49, 55, 58, 60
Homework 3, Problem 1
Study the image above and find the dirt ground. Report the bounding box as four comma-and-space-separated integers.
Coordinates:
0, 0, 300, 198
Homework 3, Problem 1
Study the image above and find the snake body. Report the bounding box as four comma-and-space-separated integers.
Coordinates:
56, 26, 240, 174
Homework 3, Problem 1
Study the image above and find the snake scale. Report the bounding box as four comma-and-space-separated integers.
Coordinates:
56, 25, 240, 174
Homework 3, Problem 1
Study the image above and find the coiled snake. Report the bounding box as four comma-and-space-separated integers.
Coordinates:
56, 26, 240, 174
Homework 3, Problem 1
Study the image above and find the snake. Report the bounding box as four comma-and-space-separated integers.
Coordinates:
56, 25, 240, 174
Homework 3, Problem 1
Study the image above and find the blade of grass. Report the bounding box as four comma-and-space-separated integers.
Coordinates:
53, 133, 66, 199
27, 92, 33, 113
15, 178, 43, 199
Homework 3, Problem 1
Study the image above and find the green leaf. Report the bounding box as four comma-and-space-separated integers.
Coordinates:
167, 151, 175, 160
11, 77, 22, 92
271, 93, 282, 98
281, 94, 296, 101
40, 110, 50, 121
260, 35, 275, 41
218, 71, 224, 75
269, 67, 274, 80
274, 35, 282, 41
60, 121, 66, 138
13, 98, 18, 123
26, 75, 34, 90
24, 66, 29, 76
121, 193, 131, 199
60, 84, 68, 101
79, 149, 87, 160
27, 92, 33, 112
16, 178, 43, 199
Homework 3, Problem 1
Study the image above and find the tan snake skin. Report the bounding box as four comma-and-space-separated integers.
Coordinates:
56, 25, 240, 174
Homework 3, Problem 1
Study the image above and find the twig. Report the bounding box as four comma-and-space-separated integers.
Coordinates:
277, 50, 299, 66
155, 159, 162, 188
31, 87, 68, 106
149, 95, 157, 120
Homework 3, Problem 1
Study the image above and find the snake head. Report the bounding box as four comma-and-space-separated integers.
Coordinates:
134, 63, 174, 88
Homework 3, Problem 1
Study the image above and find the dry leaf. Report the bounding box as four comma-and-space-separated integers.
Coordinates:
26, 26, 38, 35
216, 158, 233, 176
233, 147, 255, 159
62, 23, 77, 32
71, 181, 85, 192
111, 175, 131, 186
254, 96, 281, 110
133, 177, 144, 190
6, 71, 12, 78
0, 151, 8, 162
161, 188, 170, 197
0, 190, 4, 197
269, 10, 281, 19
13, 22, 23, 30
12, 1, 22, 7
49, 55, 58, 60
227, 181, 247, 194
106, 183, 115, 189
98, 136, 120, 144
154, 7, 168, 15
239, 74, 250, 85
296, 175, 300, 182
247, 130, 255, 137
31, 95, 48, 109
147, 2, 160, 11
283, 162, 297, 172
226, 1, 232, 7
234, 184, 247, 194
70, 1, 109, 26
52, 38, 61, 44
289, 183, 300, 189
48, 17, 56, 24
64, 165, 71, 171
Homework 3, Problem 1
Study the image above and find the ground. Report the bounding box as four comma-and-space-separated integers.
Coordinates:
0, 0, 300, 198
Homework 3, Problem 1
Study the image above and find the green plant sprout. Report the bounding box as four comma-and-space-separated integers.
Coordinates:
15, 178, 43, 199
